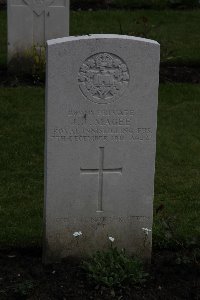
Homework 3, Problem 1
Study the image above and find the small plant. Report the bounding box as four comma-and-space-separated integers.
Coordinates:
160, 40, 177, 63
83, 237, 148, 288
142, 227, 152, 251
73, 231, 83, 237
128, 16, 154, 39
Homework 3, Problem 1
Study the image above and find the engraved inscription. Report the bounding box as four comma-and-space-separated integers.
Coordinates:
50, 106, 152, 143
23, 0, 54, 15
53, 216, 151, 232
55, 216, 150, 225
80, 147, 122, 212
78, 53, 130, 104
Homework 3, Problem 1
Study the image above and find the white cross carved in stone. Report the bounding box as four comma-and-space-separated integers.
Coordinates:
23, 0, 55, 16
80, 147, 122, 212
11, 0, 56, 44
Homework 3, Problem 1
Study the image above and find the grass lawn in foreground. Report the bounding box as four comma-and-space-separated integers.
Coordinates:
0, 9, 200, 68
0, 84, 199, 249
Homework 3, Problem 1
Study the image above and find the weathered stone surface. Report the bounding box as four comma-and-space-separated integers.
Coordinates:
44, 35, 160, 263
7, 0, 69, 59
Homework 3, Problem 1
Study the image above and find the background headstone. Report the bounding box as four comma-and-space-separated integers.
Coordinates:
44, 35, 160, 263
7, 0, 69, 59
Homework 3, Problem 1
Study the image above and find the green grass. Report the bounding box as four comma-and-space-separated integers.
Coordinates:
0, 87, 44, 248
0, 84, 199, 249
154, 84, 200, 248
0, 9, 200, 67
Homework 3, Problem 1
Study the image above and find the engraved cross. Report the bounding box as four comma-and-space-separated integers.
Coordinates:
80, 147, 122, 212
12, 0, 56, 43
12, 0, 55, 16
23, 0, 55, 16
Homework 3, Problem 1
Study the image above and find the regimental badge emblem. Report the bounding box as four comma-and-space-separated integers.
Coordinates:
78, 53, 130, 104
23, 0, 54, 16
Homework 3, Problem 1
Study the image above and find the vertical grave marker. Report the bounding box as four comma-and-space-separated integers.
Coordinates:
44, 35, 160, 263
7, 0, 69, 59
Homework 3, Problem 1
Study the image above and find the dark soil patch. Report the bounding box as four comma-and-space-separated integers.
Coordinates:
0, 64, 200, 87
160, 64, 200, 84
0, 248, 199, 300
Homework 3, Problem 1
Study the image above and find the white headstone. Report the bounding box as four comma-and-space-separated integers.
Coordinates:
44, 35, 160, 263
7, 0, 69, 59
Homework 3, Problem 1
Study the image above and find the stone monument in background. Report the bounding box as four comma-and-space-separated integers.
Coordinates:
43, 34, 160, 263
7, 0, 69, 59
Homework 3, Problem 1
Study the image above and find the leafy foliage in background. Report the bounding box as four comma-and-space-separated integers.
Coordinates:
8, 46, 46, 85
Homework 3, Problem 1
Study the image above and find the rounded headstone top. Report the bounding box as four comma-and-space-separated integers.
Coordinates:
47, 34, 160, 46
